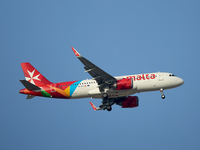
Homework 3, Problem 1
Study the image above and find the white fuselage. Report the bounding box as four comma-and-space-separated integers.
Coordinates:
70, 72, 184, 99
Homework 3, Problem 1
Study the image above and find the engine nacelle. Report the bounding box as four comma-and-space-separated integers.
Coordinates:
116, 96, 139, 108
113, 78, 133, 90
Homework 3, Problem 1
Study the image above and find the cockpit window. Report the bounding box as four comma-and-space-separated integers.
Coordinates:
169, 74, 176, 77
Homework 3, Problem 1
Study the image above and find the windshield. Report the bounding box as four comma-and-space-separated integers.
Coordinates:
169, 74, 176, 77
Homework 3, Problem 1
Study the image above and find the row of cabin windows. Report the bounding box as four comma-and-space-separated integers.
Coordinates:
58, 81, 96, 87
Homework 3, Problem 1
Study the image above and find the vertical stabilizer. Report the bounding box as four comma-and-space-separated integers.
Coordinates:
21, 62, 52, 86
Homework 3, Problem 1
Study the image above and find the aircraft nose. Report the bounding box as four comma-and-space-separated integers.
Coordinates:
178, 78, 184, 86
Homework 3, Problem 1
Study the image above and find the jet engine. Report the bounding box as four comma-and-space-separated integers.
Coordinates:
116, 96, 139, 108
113, 78, 133, 90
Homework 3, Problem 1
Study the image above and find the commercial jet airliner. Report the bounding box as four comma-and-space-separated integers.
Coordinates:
19, 47, 184, 111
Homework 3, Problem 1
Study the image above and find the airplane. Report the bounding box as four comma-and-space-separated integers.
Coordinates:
19, 47, 184, 111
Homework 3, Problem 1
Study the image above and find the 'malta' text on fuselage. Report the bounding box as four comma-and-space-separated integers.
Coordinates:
127, 74, 156, 81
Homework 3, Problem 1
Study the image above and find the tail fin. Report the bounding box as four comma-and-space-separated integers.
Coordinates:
21, 62, 52, 86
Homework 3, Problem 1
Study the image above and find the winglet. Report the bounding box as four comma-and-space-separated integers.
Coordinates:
71, 47, 81, 57
89, 102, 97, 111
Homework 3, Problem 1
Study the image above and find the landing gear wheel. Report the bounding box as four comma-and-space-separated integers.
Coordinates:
161, 95, 165, 99
160, 88, 165, 99
107, 106, 112, 111
102, 93, 108, 100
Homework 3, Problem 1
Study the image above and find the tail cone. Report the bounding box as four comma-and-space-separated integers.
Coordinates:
19, 89, 25, 94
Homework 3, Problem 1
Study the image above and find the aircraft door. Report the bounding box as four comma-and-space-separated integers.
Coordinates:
50, 83, 56, 92
158, 72, 164, 81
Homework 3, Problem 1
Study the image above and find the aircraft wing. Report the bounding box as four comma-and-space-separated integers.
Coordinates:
72, 47, 116, 91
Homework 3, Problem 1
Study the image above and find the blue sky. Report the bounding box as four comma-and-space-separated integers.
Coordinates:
1, 0, 200, 150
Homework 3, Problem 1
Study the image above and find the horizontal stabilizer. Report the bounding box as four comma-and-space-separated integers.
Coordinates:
20, 80, 41, 91
26, 95, 35, 99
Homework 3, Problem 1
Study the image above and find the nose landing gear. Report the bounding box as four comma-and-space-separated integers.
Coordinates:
160, 88, 165, 99
161, 95, 165, 99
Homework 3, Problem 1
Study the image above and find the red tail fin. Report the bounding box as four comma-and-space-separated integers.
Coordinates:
21, 62, 52, 86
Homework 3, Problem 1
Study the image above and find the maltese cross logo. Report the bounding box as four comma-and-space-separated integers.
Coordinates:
25, 70, 41, 85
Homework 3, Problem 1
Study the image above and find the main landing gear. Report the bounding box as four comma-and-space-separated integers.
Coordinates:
160, 88, 165, 99
102, 93, 112, 111
106, 105, 112, 111
102, 93, 108, 100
